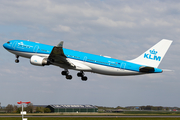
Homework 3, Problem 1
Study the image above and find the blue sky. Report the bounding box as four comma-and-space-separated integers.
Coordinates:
0, 0, 180, 107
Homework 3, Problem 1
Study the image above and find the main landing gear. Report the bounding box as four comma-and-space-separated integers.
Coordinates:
77, 71, 88, 81
15, 55, 19, 63
61, 70, 72, 80
61, 70, 88, 81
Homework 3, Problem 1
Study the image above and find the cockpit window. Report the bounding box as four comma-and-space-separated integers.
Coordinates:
7, 41, 10, 44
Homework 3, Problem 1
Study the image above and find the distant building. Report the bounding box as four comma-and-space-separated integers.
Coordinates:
46, 105, 98, 113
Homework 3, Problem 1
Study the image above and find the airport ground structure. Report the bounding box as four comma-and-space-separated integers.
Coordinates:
47, 105, 98, 113
1, 103, 180, 114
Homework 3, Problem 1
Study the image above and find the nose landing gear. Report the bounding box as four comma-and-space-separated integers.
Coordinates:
15, 55, 19, 63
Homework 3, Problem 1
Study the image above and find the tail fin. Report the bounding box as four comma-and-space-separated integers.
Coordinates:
128, 39, 173, 68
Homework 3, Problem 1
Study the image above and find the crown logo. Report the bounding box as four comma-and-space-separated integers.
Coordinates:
149, 49, 157, 55
18, 42, 24, 45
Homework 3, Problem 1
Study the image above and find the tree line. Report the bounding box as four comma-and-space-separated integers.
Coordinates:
97, 105, 180, 111
1, 103, 51, 113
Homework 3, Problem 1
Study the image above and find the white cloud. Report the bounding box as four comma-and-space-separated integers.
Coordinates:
93, 17, 136, 28
140, 18, 173, 27
51, 25, 72, 32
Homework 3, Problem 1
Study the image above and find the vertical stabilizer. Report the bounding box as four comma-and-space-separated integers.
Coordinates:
128, 39, 172, 68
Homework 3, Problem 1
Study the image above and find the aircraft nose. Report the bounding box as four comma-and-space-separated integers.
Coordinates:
3, 43, 7, 49
3, 41, 11, 49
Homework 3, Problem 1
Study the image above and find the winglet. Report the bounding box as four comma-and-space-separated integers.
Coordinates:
57, 41, 64, 47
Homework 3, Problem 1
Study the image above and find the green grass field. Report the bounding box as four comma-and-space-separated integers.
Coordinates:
1, 118, 180, 120
123, 111, 180, 114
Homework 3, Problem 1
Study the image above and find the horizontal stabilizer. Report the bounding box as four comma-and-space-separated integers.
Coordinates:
139, 66, 155, 73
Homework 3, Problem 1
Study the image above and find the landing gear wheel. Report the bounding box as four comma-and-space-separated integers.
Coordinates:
61, 70, 72, 80
61, 71, 68, 76
81, 76, 87, 81
77, 71, 88, 81
66, 75, 72, 80
77, 72, 83, 77
15, 59, 19, 63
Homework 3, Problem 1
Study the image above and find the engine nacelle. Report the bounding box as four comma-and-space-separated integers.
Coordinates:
30, 55, 49, 66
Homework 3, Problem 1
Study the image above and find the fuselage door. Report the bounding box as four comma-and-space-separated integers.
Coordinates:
12, 41, 17, 50
33, 45, 39, 53
83, 56, 87, 62
120, 63, 126, 70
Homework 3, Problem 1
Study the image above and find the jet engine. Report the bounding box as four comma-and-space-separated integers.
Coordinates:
30, 55, 49, 66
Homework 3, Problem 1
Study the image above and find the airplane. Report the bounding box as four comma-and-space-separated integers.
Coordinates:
3, 39, 172, 81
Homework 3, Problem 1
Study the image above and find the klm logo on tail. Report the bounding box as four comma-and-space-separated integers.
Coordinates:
144, 49, 161, 61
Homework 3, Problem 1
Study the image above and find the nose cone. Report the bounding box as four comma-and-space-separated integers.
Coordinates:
3, 41, 11, 50
3, 43, 7, 49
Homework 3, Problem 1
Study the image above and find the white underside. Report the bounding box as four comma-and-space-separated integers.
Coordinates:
7, 49, 49, 58
8, 49, 143, 76
69, 59, 142, 76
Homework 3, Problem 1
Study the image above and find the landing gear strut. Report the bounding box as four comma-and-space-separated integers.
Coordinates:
61, 70, 72, 80
15, 55, 19, 63
77, 71, 88, 81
